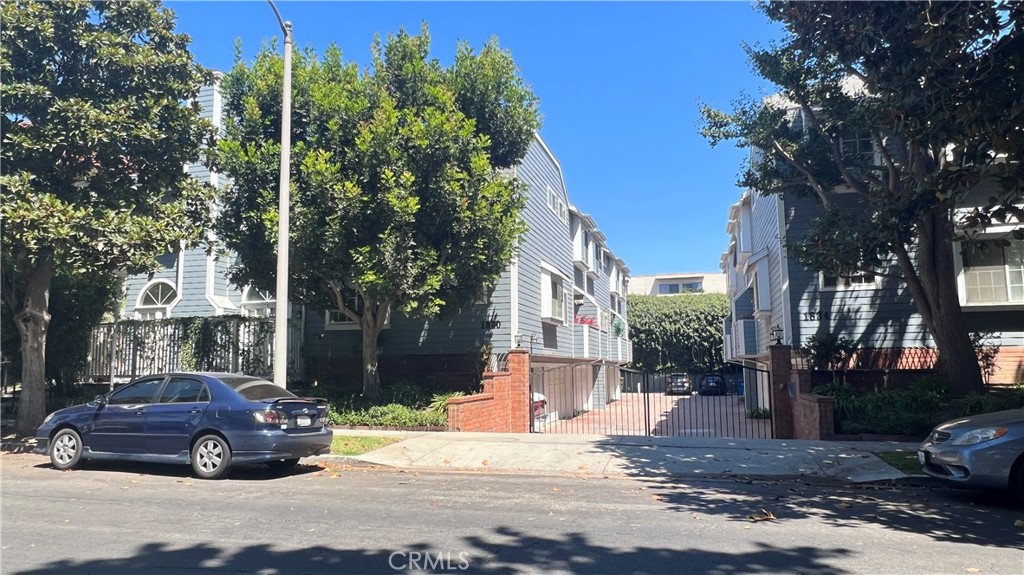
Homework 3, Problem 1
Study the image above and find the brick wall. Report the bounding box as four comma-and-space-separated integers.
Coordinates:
793, 394, 835, 440
447, 350, 530, 433
768, 345, 795, 439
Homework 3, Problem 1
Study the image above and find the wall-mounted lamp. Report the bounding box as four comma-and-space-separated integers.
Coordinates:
514, 333, 537, 352
770, 324, 784, 345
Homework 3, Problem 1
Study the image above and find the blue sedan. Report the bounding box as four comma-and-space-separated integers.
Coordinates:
35, 373, 332, 479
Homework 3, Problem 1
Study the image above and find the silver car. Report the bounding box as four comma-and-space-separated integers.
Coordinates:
918, 408, 1024, 501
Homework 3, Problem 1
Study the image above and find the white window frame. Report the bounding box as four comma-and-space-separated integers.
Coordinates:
959, 237, 1024, 306
240, 286, 276, 318
136, 280, 178, 319
325, 295, 391, 331
820, 270, 879, 292
546, 185, 568, 225
540, 263, 567, 324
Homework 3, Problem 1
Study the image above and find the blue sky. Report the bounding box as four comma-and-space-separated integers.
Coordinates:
167, 1, 784, 276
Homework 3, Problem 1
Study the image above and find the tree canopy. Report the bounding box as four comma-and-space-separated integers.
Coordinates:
216, 24, 541, 397
1, 0, 215, 433
700, 1, 1023, 394
627, 294, 730, 373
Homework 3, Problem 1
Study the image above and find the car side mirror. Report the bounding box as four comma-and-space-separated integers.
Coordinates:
93, 394, 108, 406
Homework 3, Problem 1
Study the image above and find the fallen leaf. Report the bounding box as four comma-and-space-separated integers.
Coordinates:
651, 495, 663, 501
746, 509, 777, 522
965, 568, 982, 573
551, 487, 560, 493
443, 458, 451, 465
481, 459, 489, 466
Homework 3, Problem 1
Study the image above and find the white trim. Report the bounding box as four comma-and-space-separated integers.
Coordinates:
819, 270, 879, 292
956, 235, 1024, 307
204, 250, 223, 315
538, 260, 570, 280
135, 278, 179, 319
172, 246, 184, 312
775, 194, 794, 346
510, 256, 519, 346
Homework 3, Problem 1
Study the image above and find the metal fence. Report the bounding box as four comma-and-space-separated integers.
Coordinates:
86, 316, 301, 383
530, 364, 772, 438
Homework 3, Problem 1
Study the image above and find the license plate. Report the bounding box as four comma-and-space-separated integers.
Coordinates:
296, 415, 312, 427
917, 451, 926, 465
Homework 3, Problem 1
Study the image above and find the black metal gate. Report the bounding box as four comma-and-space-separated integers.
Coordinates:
529, 362, 773, 438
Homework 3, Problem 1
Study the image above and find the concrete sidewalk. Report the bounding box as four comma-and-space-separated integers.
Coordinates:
329, 429, 922, 484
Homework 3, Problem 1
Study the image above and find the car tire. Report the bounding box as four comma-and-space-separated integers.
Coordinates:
49, 428, 83, 470
267, 458, 300, 472
191, 434, 232, 480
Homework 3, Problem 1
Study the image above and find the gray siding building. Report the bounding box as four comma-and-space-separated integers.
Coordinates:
122, 79, 634, 408
722, 176, 1023, 387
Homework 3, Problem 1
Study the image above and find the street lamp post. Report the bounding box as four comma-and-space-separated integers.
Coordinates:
269, 0, 292, 388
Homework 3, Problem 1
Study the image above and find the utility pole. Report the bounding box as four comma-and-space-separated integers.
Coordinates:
269, 0, 292, 388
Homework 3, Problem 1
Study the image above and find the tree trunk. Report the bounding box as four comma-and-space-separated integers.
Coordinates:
360, 300, 384, 399
895, 208, 985, 396
13, 259, 54, 436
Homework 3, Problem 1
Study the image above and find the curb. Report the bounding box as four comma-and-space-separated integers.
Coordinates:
1, 441, 38, 454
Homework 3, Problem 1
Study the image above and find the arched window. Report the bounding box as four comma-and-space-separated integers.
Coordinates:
136, 281, 177, 319
241, 286, 276, 317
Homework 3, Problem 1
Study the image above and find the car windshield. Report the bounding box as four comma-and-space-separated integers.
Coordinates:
219, 376, 298, 401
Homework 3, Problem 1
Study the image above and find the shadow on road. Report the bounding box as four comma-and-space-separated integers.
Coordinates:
11, 531, 857, 575
30, 460, 324, 481
636, 474, 1022, 551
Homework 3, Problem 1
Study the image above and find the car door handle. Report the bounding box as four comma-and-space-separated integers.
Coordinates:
189, 408, 202, 414
136, 409, 147, 415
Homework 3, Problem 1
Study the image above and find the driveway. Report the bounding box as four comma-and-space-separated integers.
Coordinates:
536, 392, 772, 438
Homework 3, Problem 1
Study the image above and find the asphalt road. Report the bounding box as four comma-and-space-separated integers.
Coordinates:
1, 453, 1022, 575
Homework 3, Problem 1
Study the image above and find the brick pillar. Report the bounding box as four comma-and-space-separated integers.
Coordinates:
769, 344, 795, 439
506, 349, 531, 433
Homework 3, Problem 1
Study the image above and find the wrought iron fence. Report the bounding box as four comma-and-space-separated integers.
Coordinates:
86, 316, 300, 383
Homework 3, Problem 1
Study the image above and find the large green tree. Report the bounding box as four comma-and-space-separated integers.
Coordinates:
216, 25, 540, 398
700, 1, 1023, 395
627, 294, 730, 373
0, 0, 215, 434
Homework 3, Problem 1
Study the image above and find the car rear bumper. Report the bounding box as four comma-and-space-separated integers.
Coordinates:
226, 427, 333, 464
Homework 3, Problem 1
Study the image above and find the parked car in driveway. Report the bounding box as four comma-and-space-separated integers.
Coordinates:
698, 374, 727, 396
918, 408, 1024, 502
665, 373, 692, 395
35, 372, 332, 479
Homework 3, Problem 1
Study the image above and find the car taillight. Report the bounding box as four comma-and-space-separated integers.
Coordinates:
253, 410, 286, 426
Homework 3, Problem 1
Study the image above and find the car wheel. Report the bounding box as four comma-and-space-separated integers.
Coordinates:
267, 458, 300, 472
49, 428, 82, 470
191, 435, 232, 479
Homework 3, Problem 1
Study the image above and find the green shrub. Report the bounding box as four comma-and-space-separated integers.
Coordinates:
747, 407, 771, 419
816, 376, 953, 437
385, 381, 431, 409
428, 391, 466, 415
330, 403, 446, 427
955, 390, 1024, 417
811, 380, 857, 421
